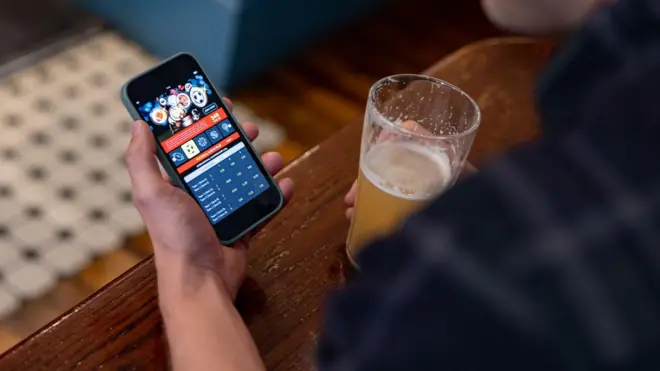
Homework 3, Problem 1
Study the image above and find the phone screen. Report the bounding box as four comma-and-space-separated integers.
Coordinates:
125, 55, 282, 242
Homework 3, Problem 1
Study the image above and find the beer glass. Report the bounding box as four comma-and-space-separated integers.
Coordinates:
346, 75, 481, 267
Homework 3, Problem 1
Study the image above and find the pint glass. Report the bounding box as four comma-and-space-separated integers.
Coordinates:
346, 75, 481, 267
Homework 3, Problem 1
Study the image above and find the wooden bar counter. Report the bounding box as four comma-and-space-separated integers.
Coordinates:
0, 38, 553, 370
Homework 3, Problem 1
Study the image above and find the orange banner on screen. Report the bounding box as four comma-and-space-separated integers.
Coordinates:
177, 132, 241, 174
162, 108, 227, 153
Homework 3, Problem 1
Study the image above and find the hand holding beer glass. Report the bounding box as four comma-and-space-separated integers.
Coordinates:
346, 75, 481, 267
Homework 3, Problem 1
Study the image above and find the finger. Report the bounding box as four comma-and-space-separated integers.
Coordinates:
345, 180, 357, 205
125, 121, 167, 197
241, 121, 259, 142
401, 119, 426, 133
375, 120, 430, 143
261, 152, 285, 176
278, 177, 294, 205
223, 97, 233, 112
459, 162, 478, 179
345, 207, 354, 221
159, 164, 171, 183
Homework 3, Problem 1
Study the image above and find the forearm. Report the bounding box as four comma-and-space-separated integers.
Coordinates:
155, 252, 265, 371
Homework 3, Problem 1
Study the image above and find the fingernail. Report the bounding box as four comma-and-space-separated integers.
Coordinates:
131, 121, 143, 136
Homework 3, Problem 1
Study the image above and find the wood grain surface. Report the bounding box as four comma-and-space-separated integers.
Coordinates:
0, 38, 553, 370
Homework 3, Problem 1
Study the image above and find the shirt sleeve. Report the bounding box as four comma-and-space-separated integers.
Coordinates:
317, 90, 660, 370
317, 163, 566, 371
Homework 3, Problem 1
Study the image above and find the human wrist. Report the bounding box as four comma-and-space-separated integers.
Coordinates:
154, 246, 234, 305
151, 236, 248, 299
158, 274, 265, 371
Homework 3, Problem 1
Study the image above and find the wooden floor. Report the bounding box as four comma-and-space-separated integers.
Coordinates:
0, 0, 501, 355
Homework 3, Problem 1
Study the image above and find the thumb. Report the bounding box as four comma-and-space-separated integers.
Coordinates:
125, 120, 167, 201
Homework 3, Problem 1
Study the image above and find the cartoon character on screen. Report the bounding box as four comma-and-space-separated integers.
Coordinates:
179, 93, 194, 127
148, 98, 169, 129
191, 108, 201, 121
165, 88, 195, 134
168, 105, 185, 133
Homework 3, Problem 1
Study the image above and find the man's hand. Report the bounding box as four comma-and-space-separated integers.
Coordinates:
344, 119, 476, 221
124, 100, 292, 371
344, 163, 476, 221
124, 100, 294, 300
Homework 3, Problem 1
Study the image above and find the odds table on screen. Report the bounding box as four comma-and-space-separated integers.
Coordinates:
184, 142, 269, 223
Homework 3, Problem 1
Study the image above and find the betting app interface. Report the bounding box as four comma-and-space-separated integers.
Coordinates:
138, 73, 269, 224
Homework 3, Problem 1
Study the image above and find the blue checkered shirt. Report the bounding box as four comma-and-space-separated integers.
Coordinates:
318, 0, 660, 370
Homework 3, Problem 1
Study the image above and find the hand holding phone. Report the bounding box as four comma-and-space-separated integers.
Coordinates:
122, 53, 286, 245
124, 117, 294, 299
121, 53, 294, 299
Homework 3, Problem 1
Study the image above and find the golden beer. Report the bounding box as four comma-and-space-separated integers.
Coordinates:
346, 142, 451, 264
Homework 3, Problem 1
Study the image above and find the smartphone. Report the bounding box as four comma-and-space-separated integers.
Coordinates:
121, 53, 283, 245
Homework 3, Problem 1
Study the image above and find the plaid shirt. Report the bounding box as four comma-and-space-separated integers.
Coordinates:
318, 0, 660, 370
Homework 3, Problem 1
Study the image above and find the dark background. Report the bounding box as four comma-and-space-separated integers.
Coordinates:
0, 0, 99, 68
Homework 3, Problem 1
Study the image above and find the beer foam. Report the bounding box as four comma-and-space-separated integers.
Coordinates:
361, 142, 451, 200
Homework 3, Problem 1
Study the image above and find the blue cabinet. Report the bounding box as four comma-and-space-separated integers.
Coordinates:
78, 0, 381, 89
